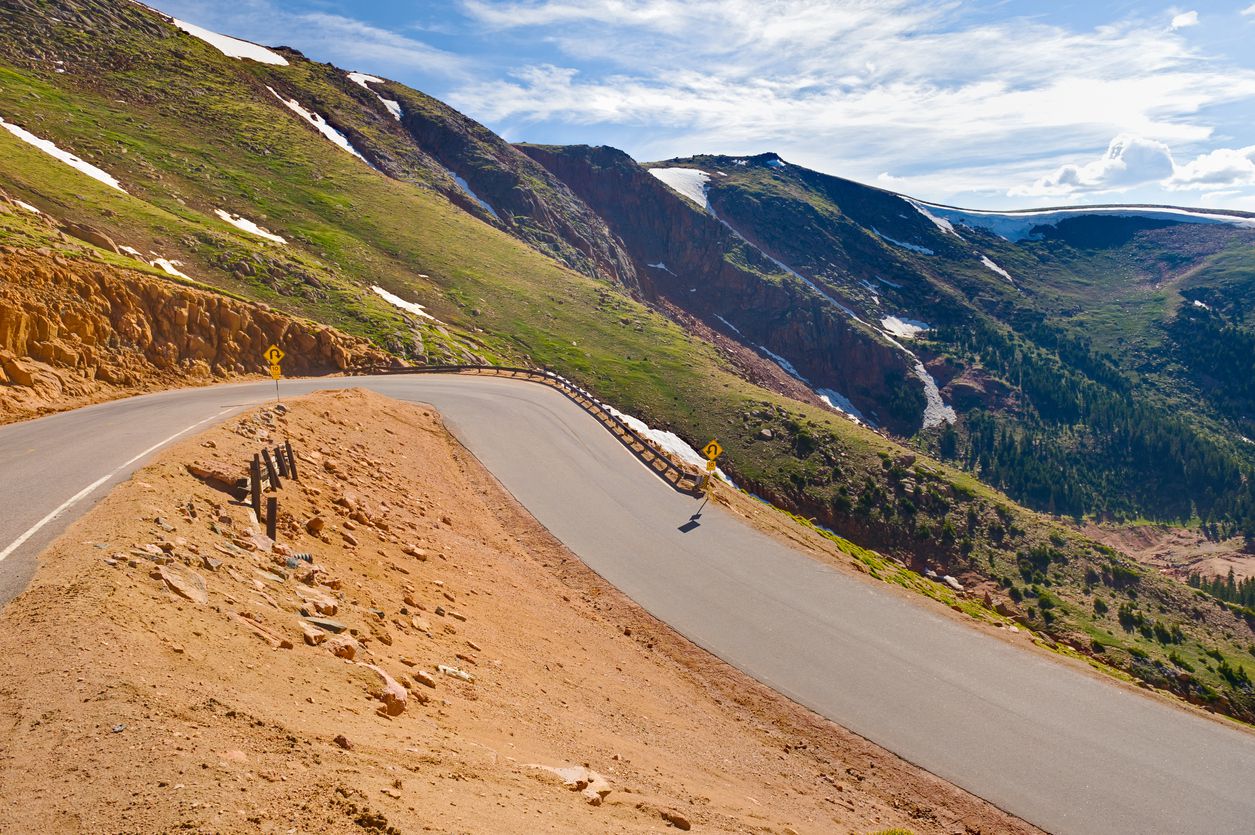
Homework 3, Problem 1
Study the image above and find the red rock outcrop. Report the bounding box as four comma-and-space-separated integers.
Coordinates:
0, 247, 395, 422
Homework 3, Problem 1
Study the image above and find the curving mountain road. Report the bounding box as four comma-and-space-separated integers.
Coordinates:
1, 376, 1253, 834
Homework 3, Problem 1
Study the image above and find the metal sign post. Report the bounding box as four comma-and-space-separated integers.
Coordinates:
702, 439, 723, 494
263, 344, 285, 404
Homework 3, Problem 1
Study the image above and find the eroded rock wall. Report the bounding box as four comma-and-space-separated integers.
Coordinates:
0, 247, 393, 422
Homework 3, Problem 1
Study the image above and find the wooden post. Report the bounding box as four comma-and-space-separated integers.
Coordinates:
266, 496, 278, 540
274, 445, 289, 478
262, 448, 282, 490
250, 454, 262, 519
284, 440, 298, 481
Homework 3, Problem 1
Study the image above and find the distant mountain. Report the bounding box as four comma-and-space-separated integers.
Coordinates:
4, 0, 1255, 719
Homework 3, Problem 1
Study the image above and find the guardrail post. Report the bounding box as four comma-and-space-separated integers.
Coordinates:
274, 445, 289, 478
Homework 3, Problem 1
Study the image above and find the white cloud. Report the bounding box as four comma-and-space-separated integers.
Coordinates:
1168, 145, 1255, 189
1170, 10, 1199, 29
1011, 136, 1255, 198
1010, 135, 1176, 197
1243, 3, 1255, 17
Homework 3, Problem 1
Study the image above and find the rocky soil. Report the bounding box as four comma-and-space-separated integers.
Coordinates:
1084, 522, 1255, 581
0, 388, 1037, 834
0, 244, 393, 424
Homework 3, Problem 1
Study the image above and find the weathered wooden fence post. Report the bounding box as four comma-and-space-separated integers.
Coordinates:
266, 496, 278, 541
250, 454, 262, 520
262, 448, 282, 489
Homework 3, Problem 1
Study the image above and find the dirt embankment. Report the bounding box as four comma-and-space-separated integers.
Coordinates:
0, 389, 1036, 834
0, 245, 394, 424
1084, 523, 1255, 581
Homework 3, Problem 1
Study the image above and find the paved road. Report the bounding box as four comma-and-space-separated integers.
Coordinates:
2, 376, 1253, 834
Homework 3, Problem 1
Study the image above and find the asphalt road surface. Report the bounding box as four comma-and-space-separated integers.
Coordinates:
2, 376, 1253, 834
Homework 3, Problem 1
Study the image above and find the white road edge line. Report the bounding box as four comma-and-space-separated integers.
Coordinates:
0, 407, 239, 563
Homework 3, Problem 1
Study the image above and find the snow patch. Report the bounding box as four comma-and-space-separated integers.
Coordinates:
815, 389, 867, 424
172, 18, 288, 65
906, 199, 958, 236
713, 314, 741, 334
911, 360, 956, 429
214, 209, 285, 243
446, 170, 499, 220
347, 72, 403, 121
755, 344, 868, 424
872, 228, 934, 255
914, 201, 1255, 242
12, 199, 40, 214
757, 344, 807, 381
649, 167, 711, 210
119, 245, 143, 259
980, 255, 1013, 282
0, 116, 126, 192
150, 258, 190, 279
267, 87, 373, 166
881, 315, 931, 340
1191, 299, 1211, 311
875, 275, 904, 289
765, 157, 786, 168
378, 98, 403, 121
646, 261, 675, 274
603, 405, 726, 476
372, 285, 435, 320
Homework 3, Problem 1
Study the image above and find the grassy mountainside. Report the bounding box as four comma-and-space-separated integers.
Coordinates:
640, 153, 1255, 538
1, 0, 1253, 719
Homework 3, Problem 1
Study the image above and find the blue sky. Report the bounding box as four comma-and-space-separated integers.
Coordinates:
150, 1, 1255, 210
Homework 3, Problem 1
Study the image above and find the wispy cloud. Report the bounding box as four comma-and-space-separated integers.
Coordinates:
449, 0, 1255, 205
147, 0, 467, 79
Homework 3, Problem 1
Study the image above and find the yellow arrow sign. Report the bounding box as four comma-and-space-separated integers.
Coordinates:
268, 364, 282, 380
263, 344, 285, 365
702, 439, 723, 461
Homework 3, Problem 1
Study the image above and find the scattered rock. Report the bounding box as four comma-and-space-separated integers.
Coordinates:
660, 809, 691, 830
359, 663, 408, 716
305, 516, 325, 535
333, 734, 352, 750
437, 664, 473, 682
341, 531, 358, 547
299, 621, 327, 646
158, 565, 208, 604
303, 616, 347, 633
402, 544, 427, 561
324, 634, 358, 660
413, 670, 437, 689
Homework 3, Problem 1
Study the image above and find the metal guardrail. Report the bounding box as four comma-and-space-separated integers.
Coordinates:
365, 364, 705, 496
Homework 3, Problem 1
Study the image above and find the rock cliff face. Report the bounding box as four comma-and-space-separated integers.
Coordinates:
0, 247, 393, 422
386, 89, 639, 290
518, 144, 923, 432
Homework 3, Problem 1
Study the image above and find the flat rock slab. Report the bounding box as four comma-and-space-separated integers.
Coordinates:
159, 565, 208, 605
303, 616, 347, 633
